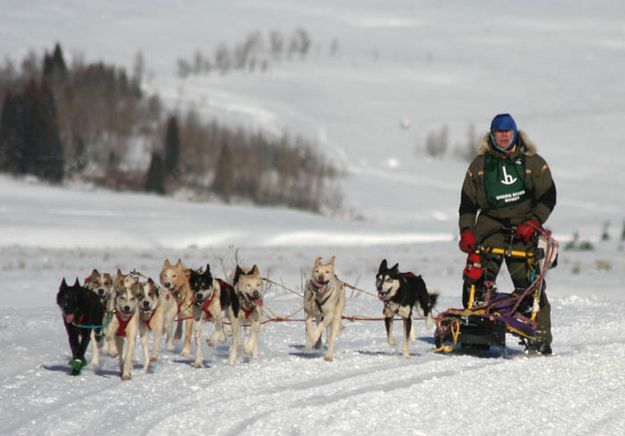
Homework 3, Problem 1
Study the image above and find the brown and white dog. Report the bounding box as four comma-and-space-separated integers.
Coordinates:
136, 277, 166, 371
188, 264, 241, 367
83, 269, 116, 356
232, 265, 264, 361
104, 269, 141, 380
303, 256, 345, 361
159, 259, 194, 356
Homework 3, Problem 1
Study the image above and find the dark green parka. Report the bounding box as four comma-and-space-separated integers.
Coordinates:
458, 130, 556, 235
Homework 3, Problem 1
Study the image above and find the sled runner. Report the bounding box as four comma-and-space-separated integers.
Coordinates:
433, 227, 558, 354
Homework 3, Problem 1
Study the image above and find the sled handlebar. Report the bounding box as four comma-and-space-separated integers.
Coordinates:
475, 226, 544, 260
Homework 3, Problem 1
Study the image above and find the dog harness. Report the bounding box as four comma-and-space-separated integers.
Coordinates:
200, 288, 218, 319
141, 309, 157, 330
115, 311, 133, 337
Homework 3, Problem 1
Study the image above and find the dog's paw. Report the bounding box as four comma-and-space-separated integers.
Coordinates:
180, 349, 190, 357
323, 353, 334, 362
121, 374, 131, 381
243, 342, 254, 355
192, 362, 202, 369
206, 337, 219, 347
149, 355, 158, 363
388, 337, 397, 347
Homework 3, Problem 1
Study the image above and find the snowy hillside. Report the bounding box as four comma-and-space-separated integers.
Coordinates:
2, 1, 625, 435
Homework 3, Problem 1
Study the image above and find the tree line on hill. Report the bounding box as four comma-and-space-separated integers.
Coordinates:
0, 43, 341, 213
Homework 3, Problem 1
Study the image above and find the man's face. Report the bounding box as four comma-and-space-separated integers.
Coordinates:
493, 129, 514, 149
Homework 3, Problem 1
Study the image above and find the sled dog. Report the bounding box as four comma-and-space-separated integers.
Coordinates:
83, 269, 116, 356
159, 259, 194, 356
104, 270, 141, 380
376, 259, 438, 357
188, 265, 240, 367
56, 278, 104, 375
136, 277, 166, 371
232, 265, 264, 360
303, 256, 345, 361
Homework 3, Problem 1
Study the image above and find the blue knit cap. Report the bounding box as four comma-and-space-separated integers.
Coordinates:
490, 113, 518, 152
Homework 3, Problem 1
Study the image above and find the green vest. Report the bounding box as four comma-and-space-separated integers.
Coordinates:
483, 154, 530, 208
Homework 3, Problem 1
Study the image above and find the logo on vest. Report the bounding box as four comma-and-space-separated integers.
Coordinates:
500, 166, 517, 185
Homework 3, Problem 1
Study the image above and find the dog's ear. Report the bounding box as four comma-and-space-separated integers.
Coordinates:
328, 256, 336, 267
91, 268, 99, 276
314, 257, 322, 267
163, 259, 171, 268
73, 277, 80, 287
391, 263, 399, 272
379, 259, 388, 272
205, 264, 211, 274
117, 268, 123, 277
234, 265, 244, 285
61, 278, 68, 289
175, 259, 183, 268
184, 268, 192, 279
250, 264, 260, 277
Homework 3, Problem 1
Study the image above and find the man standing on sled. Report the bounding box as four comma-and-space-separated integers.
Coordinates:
457, 113, 556, 355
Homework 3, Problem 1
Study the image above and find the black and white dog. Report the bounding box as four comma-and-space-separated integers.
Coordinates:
56, 278, 104, 375
188, 265, 240, 367
376, 259, 438, 357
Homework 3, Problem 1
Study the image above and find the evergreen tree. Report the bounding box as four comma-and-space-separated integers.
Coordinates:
22, 79, 64, 182
43, 43, 67, 82
213, 140, 234, 202
0, 91, 26, 174
0, 80, 63, 182
164, 115, 180, 175
145, 150, 165, 194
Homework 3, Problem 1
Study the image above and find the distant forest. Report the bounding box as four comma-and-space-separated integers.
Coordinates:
0, 43, 341, 213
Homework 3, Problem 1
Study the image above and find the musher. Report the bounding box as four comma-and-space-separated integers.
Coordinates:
457, 113, 556, 355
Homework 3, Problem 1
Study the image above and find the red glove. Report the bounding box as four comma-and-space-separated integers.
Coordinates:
459, 230, 476, 253
515, 218, 541, 241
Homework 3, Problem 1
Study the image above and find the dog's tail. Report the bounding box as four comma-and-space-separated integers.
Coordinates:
427, 289, 439, 311
424, 289, 439, 329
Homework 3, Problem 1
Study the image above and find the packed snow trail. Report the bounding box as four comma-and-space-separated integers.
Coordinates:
1, 245, 624, 435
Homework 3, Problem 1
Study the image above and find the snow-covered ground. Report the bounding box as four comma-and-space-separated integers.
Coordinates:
1, 176, 624, 435
2, 1, 625, 434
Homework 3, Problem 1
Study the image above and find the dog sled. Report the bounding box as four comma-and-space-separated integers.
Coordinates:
433, 227, 558, 354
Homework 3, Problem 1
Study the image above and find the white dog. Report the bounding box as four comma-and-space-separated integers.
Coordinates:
232, 265, 264, 361
83, 269, 116, 356
104, 270, 140, 381
304, 256, 346, 361
136, 277, 166, 372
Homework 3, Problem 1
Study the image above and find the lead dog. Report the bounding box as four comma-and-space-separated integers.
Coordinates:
304, 256, 345, 362
376, 259, 438, 357
104, 270, 141, 380
188, 264, 240, 367
83, 269, 116, 356
159, 259, 194, 356
56, 278, 104, 375
232, 265, 264, 361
